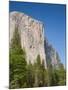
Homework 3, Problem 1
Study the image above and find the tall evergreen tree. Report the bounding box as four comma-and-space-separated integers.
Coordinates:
34, 55, 49, 87
9, 27, 27, 89
41, 60, 49, 86
26, 61, 35, 87
57, 63, 66, 85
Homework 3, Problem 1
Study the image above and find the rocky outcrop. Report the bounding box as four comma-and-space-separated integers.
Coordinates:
44, 38, 61, 69
10, 11, 61, 69
10, 11, 47, 68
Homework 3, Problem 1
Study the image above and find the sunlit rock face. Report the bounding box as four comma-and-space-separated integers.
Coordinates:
10, 11, 47, 68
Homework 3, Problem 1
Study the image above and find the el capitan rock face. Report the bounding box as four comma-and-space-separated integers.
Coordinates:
44, 38, 61, 69
10, 11, 61, 69
10, 11, 47, 68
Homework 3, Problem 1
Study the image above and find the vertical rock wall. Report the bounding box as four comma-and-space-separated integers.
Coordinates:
10, 11, 47, 68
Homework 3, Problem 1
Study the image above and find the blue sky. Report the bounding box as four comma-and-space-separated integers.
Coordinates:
9, 1, 66, 66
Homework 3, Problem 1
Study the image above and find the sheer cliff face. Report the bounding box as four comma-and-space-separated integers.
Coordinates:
10, 11, 47, 68
44, 39, 61, 69
10, 11, 61, 69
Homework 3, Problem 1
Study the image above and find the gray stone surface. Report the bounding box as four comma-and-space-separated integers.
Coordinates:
44, 38, 61, 69
10, 11, 47, 68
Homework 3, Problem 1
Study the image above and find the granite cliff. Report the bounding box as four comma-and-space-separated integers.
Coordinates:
44, 38, 61, 69
10, 11, 61, 69
10, 11, 47, 68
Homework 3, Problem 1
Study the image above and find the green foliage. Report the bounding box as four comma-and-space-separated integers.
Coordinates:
26, 61, 35, 87
34, 55, 41, 87
10, 51, 27, 88
57, 63, 66, 85
9, 27, 27, 89
47, 62, 66, 86
41, 60, 49, 86
9, 27, 66, 88
34, 55, 49, 87
11, 27, 21, 49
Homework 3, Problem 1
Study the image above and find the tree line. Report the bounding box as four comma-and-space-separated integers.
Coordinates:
9, 27, 66, 89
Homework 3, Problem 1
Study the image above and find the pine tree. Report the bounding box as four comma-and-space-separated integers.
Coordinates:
34, 55, 41, 87
26, 61, 35, 87
34, 55, 49, 87
57, 63, 66, 85
9, 27, 27, 88
41, 60, 49, 86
